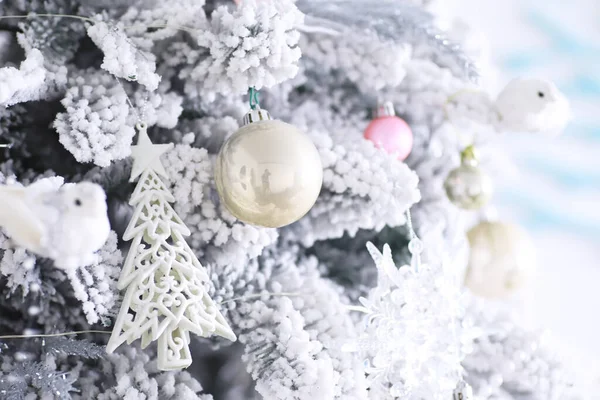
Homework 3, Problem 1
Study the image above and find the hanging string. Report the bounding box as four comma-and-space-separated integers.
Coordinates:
218, 291, 303, 305
0, 13, 196, 35
0, 13, 95, 23
405, 208, 422, 272
0, 330, 111, 340
248, 87, 261, 110
115, 77, 149, 126
0, 291, 306, 340
405, 208, 416, 241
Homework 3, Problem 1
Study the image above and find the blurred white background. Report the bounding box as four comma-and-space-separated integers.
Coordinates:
434, 0, 600, 365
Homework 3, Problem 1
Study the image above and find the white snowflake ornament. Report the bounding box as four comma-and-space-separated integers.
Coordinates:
352, 241, 473, 400
494, 78, 571, 134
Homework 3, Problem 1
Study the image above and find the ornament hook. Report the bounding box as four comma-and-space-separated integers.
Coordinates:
248, 87, 261, 110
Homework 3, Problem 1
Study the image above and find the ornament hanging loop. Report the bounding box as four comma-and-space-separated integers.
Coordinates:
248, 87, 261, 110
405, 208, 422, 272
243, 87, 271, 125
460, 144, 479, 166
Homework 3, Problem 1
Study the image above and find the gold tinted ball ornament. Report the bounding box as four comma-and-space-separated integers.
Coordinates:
215, 108, 323, 228
444, 145, 493, 210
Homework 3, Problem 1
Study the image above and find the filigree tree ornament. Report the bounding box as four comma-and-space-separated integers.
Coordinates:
107, 124, 236, 371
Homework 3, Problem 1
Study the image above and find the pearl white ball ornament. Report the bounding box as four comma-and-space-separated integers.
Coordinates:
464, 221, 536, 299
215, 109, 323, 228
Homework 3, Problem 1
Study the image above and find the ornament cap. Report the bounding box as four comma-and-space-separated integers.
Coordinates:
374, 101, 396, 118
460, 145, 479, 166
242, 108, 273, 126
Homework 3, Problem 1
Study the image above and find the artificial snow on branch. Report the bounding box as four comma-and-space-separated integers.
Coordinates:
119, 0, 208, 44
238, 297, 336, 400
300, 34, 412, 93
267, 253, 369, 399
129, 90, 184, 130
0, 230, 40, 296
175, 115, 242, 154
183, 0, 303, 100
87, 18, 161, 91
64, 230, 122, 325
0, 49, 47, 107
93, 345, 213, 399
17, 13, 86, 65
295, 0, 478, 81
54, 71, 136, 167
463, 300, 588, 399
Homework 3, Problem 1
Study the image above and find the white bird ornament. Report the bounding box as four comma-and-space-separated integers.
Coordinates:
445, 78, 571, 135
0, 178, 110, 269
494, 78, 571, 134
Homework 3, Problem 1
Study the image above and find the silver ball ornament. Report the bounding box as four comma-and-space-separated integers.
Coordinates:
215, 109, 323, 228
465, 221, 536, 298
444, 146, 493, 210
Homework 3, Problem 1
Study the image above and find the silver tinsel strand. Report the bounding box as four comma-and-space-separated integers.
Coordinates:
296, 0, 479, 82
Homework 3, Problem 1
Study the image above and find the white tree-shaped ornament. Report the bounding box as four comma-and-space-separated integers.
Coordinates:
107, 124, 236, 370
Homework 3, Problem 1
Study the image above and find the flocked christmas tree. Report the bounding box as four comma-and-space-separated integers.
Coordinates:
106, 124, 236, 371
0, 0, 593, 399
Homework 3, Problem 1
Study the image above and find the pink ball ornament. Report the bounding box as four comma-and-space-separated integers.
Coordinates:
364, 102, 413, 161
